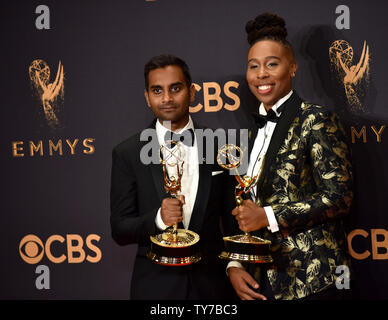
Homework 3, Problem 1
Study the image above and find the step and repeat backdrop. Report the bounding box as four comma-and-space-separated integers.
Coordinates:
1, 0, 387, 299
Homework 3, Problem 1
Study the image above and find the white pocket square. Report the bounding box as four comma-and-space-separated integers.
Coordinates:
212, 170, 224, 176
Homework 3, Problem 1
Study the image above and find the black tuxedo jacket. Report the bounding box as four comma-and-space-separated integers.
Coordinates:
110, 119, 237, 300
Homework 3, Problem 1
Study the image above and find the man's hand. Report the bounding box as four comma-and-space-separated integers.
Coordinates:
232, 199, 269, 232
161, 195, 185, 226
227, 267, 267, 300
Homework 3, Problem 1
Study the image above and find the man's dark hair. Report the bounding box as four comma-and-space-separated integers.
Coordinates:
144, 54, 192, 90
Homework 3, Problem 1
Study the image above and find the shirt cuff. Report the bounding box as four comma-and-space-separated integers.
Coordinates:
226, 261, 245, 276
264, 206, 279, 233
155, 207, 168, 230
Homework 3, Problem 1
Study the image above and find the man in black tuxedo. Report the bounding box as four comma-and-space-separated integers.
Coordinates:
110, 54, 236, 299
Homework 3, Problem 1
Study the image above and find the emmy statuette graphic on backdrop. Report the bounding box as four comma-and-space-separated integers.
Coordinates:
329, 40, 370, 113
217, 144, 273, 263
29, 59, 65, 129
147, 140, 201, 266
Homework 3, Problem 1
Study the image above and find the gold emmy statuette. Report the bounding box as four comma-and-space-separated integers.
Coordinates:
147, 140, 201, 266
217, 144, 273, 263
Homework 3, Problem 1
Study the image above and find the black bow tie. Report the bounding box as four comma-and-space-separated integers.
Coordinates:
164, 128, 195, 147
252, 109, 280, 129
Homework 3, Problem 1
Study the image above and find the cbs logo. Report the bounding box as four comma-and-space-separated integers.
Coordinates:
190, 81, 240, 113
19, 234, 102, 264
348, 229, 388, 260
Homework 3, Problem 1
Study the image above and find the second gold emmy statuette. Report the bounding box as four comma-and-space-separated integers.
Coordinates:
217, 144, 273, 263
147, 140, 201, 266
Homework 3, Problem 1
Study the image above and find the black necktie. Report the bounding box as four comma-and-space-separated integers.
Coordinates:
164, 128, 195, 147
251, 109, 280, 129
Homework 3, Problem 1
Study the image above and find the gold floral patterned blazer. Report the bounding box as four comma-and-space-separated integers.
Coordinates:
248, 92, 353, 300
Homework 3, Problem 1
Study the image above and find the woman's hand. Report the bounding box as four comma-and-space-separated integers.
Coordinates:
232, 199, 269, 232
227, 267, 267, 300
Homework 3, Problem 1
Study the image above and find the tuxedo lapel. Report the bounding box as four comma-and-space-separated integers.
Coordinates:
150, 163, 166, 202
143, 119, 167, 202
188, 163, 212, 233
188, 127, 211, 233
256, 92, 303, 193
248, 125, 259, 156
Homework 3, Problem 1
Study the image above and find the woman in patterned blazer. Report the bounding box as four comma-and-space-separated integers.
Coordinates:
226, 12, 353, 300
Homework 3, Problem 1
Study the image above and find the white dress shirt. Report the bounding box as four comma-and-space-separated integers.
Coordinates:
154, 116, 199, 230
227, 90, 293, 271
